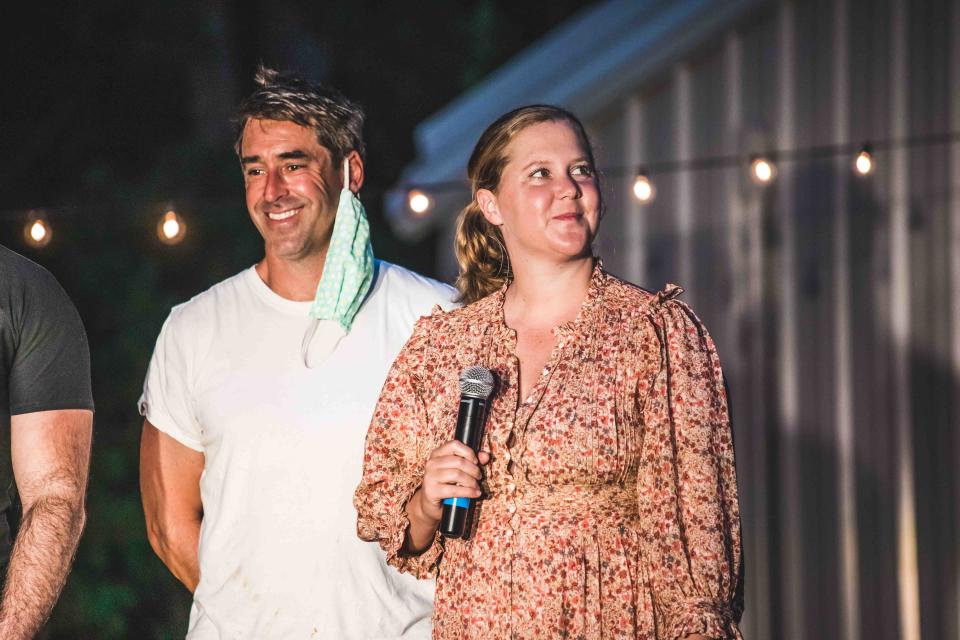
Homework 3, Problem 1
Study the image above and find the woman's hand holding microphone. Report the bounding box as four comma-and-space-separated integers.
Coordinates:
404, 440, 490, 554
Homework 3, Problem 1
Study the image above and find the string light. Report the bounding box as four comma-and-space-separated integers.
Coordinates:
0, 131, 954, 243
853, 146, 874, 176
157, 209, 187, 245
750, 156, 777, 184
632, 172, 656, 203
23, 210, 52, 248
407, 189, 433, 215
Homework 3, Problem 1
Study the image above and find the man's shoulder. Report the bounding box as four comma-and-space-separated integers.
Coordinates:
372, 260, 457, 310
0, 244, 45, 277
0, 244, 64, 297
0, 245, 81, 334
165, 267, 254, 329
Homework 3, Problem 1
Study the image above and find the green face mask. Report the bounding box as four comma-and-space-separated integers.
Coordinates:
301, 157, 375, 367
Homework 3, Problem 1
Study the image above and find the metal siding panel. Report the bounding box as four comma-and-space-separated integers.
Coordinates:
832, 1, 862, 638
738, 7, 784, 631
793, 2, 844, 635
951, 1, 960, 638
907, 2, 955, 637
625, 97, 648, 286
890, 0, 922, 637
590, 109, 630, 277
642, 81, 681, 291
774, 6, 805, 640
689, 47, 733, 348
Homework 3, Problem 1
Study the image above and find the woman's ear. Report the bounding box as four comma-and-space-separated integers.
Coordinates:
476, 188, 503, 226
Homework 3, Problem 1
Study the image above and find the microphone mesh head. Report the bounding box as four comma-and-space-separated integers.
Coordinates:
459, 366, 495, 399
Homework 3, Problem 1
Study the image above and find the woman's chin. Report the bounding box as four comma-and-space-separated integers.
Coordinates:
546, 235, 593, 259
544, 245, 594, 263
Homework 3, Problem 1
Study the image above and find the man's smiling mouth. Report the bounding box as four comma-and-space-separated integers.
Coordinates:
267, 208, 300, 221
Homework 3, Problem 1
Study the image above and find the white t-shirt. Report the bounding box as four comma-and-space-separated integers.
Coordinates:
139, 261, 456, 639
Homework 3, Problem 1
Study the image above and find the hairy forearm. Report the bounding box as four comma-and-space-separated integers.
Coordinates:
0, 494, 85, 639
147, 517, 201, 593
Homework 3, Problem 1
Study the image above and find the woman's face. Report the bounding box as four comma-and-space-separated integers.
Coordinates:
477, 119, 600, 266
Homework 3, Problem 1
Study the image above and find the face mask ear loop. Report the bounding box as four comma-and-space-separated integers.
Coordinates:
301, 317, 321, 368
301, 155, 354, 369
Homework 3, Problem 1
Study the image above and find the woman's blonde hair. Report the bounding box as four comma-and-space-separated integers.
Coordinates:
454, 105, 600, 304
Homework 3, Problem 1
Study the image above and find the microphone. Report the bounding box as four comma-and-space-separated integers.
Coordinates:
440, 365, 495, 538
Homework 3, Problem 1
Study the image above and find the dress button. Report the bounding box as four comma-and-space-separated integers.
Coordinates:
504, 452, 512, 462
507, 483, 516, 493
507, 504, 516, 514
505, 528, 513, 538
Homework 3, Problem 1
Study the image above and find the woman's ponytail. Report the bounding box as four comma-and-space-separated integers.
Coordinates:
454, 202, 511, 304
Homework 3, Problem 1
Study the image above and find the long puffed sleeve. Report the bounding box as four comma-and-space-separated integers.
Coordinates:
354, 315, 443, 579
636, 287, 744, 639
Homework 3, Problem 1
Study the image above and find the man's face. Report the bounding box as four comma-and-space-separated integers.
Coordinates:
240, 119, 342, 264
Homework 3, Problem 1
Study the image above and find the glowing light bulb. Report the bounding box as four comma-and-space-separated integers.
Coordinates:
407, 190, 432, 215
750, 157, 776, 184
853, 148, 874, 176
23, 211, 52, 248
30, 221, 46, 242
157, 210, 187, 245
632, 173, 656, 203
163, 217, 180, 238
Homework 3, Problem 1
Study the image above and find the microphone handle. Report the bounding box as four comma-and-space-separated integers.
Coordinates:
440, 395, 488, 538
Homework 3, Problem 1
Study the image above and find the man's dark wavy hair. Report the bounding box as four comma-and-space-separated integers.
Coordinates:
233, 65, 365, 164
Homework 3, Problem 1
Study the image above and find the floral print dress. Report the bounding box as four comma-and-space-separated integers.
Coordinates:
355, 264, 743, 639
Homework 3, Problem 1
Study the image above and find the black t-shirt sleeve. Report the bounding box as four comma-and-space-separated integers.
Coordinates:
9, 268, 94, 415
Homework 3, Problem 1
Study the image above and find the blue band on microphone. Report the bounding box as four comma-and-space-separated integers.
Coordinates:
442, 497, 471, 509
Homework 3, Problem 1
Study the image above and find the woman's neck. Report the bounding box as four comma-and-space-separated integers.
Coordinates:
503, 255, 595, 330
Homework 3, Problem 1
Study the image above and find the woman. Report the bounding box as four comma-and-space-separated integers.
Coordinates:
355, 105, 743, 639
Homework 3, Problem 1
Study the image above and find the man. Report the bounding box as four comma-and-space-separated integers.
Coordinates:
138, 67, 454, 639
0, 244, 94, 639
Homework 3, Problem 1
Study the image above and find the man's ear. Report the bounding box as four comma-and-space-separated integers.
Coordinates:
475, 188, 502, 226
346, 150, 364, 193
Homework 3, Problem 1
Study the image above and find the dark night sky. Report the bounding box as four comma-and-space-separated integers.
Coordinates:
1, 1, 600, 211
1, 1, 603, 279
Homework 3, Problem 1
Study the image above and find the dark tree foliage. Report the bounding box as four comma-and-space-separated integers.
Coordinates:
0, 1, 596, 636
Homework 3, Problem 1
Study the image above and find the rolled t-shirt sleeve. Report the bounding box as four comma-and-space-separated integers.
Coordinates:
139, 308, 203, 452
9, 267, 94, 416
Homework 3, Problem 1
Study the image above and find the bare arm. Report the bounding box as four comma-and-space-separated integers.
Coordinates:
139, 419, 203, 592
0, 409, 92, 639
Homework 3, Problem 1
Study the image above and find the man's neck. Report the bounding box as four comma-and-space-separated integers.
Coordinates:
255, 251, 327, 301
